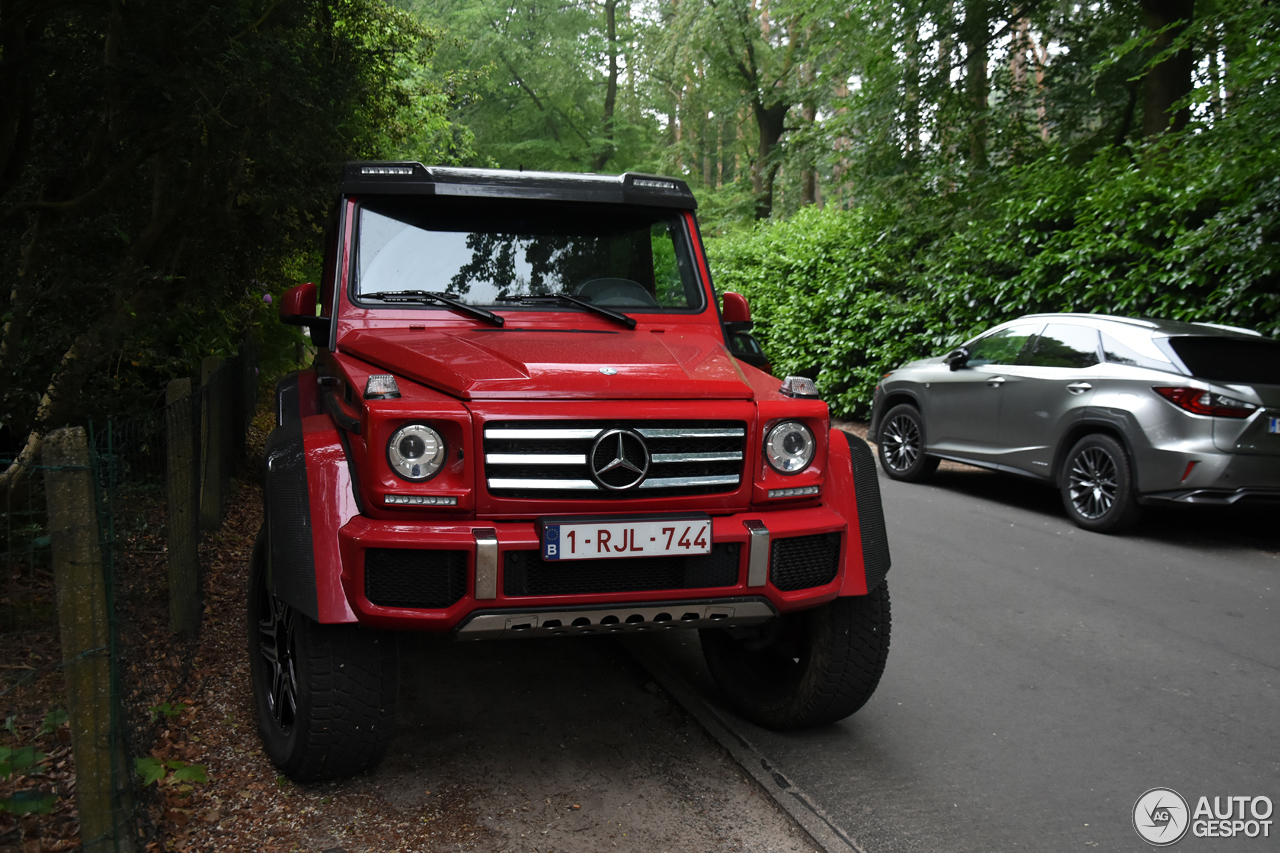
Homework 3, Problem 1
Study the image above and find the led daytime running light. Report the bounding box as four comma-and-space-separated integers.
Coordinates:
768, 485, 820, 498
385, 494, 457, 506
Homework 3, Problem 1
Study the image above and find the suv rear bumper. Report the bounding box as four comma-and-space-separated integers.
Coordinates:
336, 504, 850, 631
1141, 487, 1280, 506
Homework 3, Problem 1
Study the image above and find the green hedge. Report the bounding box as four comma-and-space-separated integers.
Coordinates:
707, 134, 1280, 418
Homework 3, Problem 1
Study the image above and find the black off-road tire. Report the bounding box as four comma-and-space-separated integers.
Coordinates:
1060, 433, 1142, 534
877, 404, 939, 482
247, 529, 399, 782
700, 583, 891, 730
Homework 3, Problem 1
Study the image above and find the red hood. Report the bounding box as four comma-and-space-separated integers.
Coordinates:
339, 327, 753, 401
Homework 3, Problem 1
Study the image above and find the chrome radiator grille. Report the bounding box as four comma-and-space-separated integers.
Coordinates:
483, 420, 746, 499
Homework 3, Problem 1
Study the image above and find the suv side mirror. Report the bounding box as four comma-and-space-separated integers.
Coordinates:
280, 282, 332, 344
944, 346, 970, 370
722, 292, 753, 333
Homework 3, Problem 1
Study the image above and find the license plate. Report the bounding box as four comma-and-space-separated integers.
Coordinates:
541, 516, 711, 561
1270, 417, 1280, 434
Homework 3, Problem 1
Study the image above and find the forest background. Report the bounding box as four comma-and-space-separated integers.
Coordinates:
2, 0, 1277, 467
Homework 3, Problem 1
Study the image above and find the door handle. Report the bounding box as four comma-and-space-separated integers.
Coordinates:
986, 376, 1006, 387
1066, 382, 1092, 395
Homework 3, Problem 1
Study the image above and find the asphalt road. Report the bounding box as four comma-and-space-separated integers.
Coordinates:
632, 464, 1280, 852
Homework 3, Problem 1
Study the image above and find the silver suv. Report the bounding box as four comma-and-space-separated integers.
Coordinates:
868, 314, 1280, 532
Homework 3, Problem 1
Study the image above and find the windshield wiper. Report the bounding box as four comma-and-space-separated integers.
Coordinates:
495, 293, 636, 330
362, 290, 505, 327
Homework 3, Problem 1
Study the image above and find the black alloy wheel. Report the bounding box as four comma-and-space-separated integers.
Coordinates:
877, 404, 940, 482
1060, 433, 1141, 533
257, 575, 300, 734
247, 527, 400, 782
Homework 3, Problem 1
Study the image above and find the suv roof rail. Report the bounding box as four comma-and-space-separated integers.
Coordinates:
1016, 312, 1158, 328
1191, 321, 1263, 337
341, 161, 697, 209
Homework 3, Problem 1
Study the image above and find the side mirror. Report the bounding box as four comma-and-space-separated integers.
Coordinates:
944, 347, 970, 371
722, 292, 752, 333
280, 282, 331, 343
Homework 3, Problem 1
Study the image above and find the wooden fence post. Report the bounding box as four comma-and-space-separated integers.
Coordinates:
165, 379, 201, 637
42, 428, 134, 853
199, 356, 224, 531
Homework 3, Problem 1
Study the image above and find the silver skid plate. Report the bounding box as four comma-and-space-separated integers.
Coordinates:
456, 597, 777, 641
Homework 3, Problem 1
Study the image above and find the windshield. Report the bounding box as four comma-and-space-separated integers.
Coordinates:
352, 197, 704, 311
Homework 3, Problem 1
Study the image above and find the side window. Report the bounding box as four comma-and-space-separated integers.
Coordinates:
967, 326, 1037, 367
651, 220, 691, 307
1026, 324, 1101, 369
1101, 331, 1174, 372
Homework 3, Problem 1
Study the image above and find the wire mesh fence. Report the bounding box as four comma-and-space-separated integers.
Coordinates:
1, 336, 259, 852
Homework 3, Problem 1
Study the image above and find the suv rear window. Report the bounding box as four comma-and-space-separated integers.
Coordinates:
353, 197, 703, 310
1167, 336, 1280, 385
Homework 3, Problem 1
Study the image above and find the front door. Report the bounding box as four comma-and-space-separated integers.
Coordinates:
925, 323, 1040, 463
997, 323, 1101, 476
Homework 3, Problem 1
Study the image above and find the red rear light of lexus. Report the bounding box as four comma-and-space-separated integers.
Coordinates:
1153, 387, 1259, 418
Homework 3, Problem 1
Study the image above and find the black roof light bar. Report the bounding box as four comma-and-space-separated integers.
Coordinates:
341, 162, 697, 209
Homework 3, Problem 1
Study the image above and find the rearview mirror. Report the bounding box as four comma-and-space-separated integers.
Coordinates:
944, 347, 970, 370
280, 282, 332, 344
722, 292, 752, 333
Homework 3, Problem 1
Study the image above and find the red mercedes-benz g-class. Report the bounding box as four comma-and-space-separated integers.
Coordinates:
250, 162, 892, 781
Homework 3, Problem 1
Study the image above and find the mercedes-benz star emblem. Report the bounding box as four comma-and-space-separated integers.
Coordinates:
589, 429, 649, 490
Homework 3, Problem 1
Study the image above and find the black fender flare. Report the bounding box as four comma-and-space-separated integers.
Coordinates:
840, 429, 892, 592
262, 419, 320, 620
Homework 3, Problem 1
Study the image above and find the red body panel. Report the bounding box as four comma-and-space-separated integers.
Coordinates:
281, 198, 879, 629
829, 428, 870, 597
339, 326, 753, 401
301, 416, 360, 623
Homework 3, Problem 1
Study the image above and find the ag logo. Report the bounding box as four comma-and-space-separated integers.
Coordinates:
1134, 788, 1190, 846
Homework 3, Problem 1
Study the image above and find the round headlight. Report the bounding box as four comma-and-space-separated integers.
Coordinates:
387, 424, 446, 482
765, 421, 815, 474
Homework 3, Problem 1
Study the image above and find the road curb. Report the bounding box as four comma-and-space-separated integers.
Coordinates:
621, 636, 866, 853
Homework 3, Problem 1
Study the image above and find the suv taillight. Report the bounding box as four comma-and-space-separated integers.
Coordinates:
1154, 387, 1258, 418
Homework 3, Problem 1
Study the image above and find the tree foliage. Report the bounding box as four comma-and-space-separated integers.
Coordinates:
5, 0, 1278, 441
0, 0, 465, 462
710, 0, 1280, 416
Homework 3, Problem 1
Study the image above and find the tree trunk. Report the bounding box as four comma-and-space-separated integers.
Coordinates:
903, 16, 921, 169
799, 99, 816, 206
592, 0, 619, 171
964, 0, 989, 171
720, 119, 736, 185
752, 99, 788, 219
1139, 0, 1195, 137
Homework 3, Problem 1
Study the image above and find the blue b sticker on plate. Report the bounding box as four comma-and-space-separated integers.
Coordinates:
542, 524, 560, 560
1270, 416, 1280, 434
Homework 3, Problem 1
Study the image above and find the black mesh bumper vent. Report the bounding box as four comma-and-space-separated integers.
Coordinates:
365, 548, 467, 609
770, 533, 841, 591
503, 544, 740, 597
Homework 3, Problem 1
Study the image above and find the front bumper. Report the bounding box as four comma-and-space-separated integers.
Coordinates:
336, 504, 849, 631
